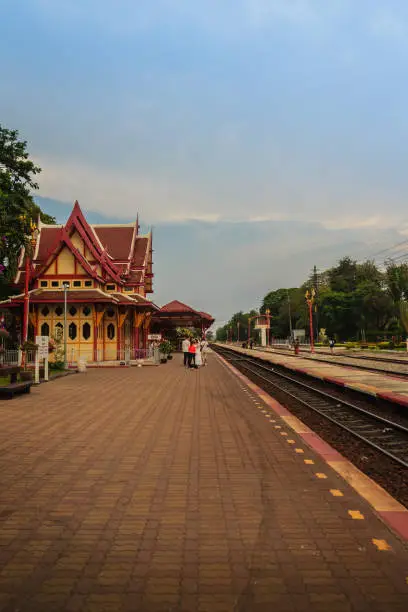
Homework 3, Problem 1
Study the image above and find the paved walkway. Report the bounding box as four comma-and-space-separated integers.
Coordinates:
225, 344, 408, 407
0, 355, 407, 611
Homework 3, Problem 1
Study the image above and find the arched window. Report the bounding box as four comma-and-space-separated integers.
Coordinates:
41, 306, 50, 317
55, 306, 63, 316
69, 306, 77, 316
83, 306, 91, 317
82, 322, 91, 340
69, 322, 77, 340
41, 322, 50, 336
106, 309, 115, 318
55, 322, 63, 340
107, 323, 115, 340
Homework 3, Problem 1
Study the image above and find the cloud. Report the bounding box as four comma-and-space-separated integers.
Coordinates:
35, 154, 408, 231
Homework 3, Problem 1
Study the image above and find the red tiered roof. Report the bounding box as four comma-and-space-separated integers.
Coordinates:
155, 300, 214, 329
160, 300, 198, 314
15, 201, 153, 293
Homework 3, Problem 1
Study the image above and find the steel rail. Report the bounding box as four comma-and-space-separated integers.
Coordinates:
266, 345, 408, 365
254, 348, 408, 378
216, 346, 408, 470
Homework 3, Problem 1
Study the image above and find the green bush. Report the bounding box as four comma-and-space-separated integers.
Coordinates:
378, 342, 391, 350
50, 361, 65, 371
345, 342, 358, 349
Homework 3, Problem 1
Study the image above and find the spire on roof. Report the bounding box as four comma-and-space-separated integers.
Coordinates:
136, 213, 140, 236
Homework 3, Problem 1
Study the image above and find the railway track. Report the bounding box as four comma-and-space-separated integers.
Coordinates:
252, 347, 408, 378
215, 346, 408, 470
268, 344, 408, 364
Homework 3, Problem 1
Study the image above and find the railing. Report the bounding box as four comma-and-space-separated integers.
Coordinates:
0, 349, 37, 366
65, 346, 155, 365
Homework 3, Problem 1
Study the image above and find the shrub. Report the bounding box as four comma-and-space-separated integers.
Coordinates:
50, 361, 65, 371
378, 342, 391, 350
345, 342, 358, 350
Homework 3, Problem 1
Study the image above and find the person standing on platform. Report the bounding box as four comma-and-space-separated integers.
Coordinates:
201, 338, 209, 366
329, 338, 335, 354
188, 340, 196, 369
195, 341, 202, 368
182, 337, 190, 368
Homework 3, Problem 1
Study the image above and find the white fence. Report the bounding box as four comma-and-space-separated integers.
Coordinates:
0, 349, 37, 366
66, 346, 155, 365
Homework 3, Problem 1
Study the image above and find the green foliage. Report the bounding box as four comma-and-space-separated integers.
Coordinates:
220, 254, 408, 346
378, 341, 392, 350
159, 340, 172, 355
50, 361, 65, 371
0, 123, 56, 298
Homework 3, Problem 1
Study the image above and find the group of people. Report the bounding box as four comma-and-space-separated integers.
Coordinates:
181, 337, 209, 369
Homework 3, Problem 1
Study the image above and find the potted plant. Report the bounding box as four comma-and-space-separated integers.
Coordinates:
158, 340, 172, 363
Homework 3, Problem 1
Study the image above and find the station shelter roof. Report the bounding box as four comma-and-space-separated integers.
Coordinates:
153, 300, 214, 330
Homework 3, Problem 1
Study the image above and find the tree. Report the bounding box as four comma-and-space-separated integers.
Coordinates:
328, 256, 357, 293
0, 124, 55, 297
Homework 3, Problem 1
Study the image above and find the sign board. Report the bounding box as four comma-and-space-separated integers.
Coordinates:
148, 334, 162, 341
35, 336, 49, 359
293, 329, 305, 340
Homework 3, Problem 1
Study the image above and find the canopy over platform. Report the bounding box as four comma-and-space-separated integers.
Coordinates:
152, 300, 214, 337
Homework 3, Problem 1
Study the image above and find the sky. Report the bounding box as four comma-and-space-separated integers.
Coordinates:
2, 1, 408, 326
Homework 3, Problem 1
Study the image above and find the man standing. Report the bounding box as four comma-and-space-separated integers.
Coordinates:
182, 337, 190, 368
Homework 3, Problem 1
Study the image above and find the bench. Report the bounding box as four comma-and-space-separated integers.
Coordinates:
0, 381, 32, 400
0, 366, 32, 399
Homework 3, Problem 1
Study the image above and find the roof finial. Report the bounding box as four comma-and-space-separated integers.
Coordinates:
136, 213, 140, 235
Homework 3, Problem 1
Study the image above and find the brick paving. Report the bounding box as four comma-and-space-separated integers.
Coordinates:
0, 354, 408, 612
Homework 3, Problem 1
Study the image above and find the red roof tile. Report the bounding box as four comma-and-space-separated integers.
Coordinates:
198, 311, 214, 321
160, 300, 199, 313
93, 226, 134, 260
35, 227, 62, 263
132, 237, 148, 266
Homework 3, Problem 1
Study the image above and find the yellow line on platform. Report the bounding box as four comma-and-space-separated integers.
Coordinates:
372, 539, 392, 551
348, 510, 365, 520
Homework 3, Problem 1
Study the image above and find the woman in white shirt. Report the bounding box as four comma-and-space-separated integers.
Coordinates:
195, 340, 202, 367
201, 339, 209, 366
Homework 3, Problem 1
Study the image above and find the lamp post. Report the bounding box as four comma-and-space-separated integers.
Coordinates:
22, 220, 39, 344
237, 321, 240, 342
305, 288, 316, 354
62, 282, 69, 368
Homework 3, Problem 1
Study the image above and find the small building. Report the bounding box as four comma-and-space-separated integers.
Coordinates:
1, 201, 158, 363
152, 300, 214, 348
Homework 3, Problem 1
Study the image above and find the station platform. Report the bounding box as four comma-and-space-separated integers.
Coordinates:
222, 344, 408, 408
0, 353, 407, 611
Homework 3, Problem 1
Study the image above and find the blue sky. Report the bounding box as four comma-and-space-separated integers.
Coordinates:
2, 1, 408, 325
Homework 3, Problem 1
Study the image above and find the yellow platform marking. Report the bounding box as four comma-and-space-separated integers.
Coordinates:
269, 419, 276, 423
274, 425, 281, 429
280, 431, 288, 436
328, 461, 408, 512
330, 489, 343, 497
372, 539, 392, 551
316, 473, 327, 479
287, 440, 295, 444
348, 510, 364, 519
304, 459, 314, 465
281, 415, 313, 434
295, 448, 304, 454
